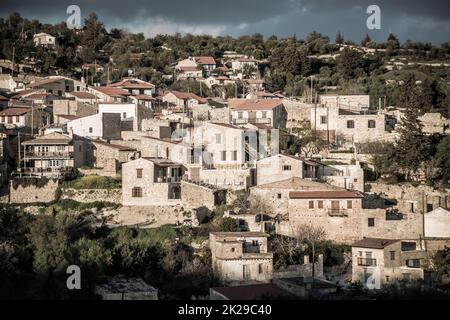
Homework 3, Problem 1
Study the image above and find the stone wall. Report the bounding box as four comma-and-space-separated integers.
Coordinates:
181, 180, 226, 210
368, 182, 449, 214
60, 188, 122, 204
9, 178, 59, 204
273, 255, 324, 279
284, 100, 313, 129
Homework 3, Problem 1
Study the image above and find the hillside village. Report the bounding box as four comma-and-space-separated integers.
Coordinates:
0, 13, 450, 300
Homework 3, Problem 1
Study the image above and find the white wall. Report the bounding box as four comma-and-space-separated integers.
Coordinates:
98, 103, 136, 120
67, 114, 103, 139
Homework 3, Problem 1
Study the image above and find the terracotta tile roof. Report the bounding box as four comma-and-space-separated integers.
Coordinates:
194, 56, 216, 65
0, 94, 8, 101
289, 190, 363, 199
57, 114, 81, 120
22, 132, 72, 145
177, 66, 200, 72
28, 77, 64, 88
23, 93, 49, 100
167, 91, 208, 104
132, 94, 155, 101
229, 98, 283, 110
255, 177, 340, 191
12, 89, 40, 99
110, 79, 155, 89
67, 91, 96, 99
93, 86, 130, 97
211, 284, 292, 300
352, 238, 399, 249
0, 107, 30, 116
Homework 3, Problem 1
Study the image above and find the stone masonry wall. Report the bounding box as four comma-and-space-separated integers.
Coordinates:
9, 178, 59, 204
60, 188, 122, 204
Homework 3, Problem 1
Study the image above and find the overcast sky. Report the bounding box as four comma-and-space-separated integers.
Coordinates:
1, 0, 449, 44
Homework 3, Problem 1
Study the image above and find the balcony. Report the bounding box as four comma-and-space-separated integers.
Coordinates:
14, 167, 72, 179
155, 176, 182, 183
254, 118, 271, 124
233, 118, 249, 125
328, 209, 348, 217
24, 152, 73, 159
357, 257, 377, 266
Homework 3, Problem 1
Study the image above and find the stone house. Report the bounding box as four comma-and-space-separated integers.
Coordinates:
28, 76, 86, 96
176, 56, 216, 77
19, 132, 85, 178
209, 232, 273, 284
311, 105, 395, 145
319, 161, 365, 192
33, 32, 56, 48
351, 238, 426, 289
228, 99, 287, 129
109, 78, 157, 96
0, 107, 49, 130
52, 99, 97, 124
89, 86, 130, 103
67, 113, 121, 140
319, 95, 370, 111
98, 102, 153, 131
231, 57, 259, 72
162, 91, 208, 109
90, 139, 139, 169
122, 157, 185, 206
65, 91, 97, 104
256, 154, 320, 185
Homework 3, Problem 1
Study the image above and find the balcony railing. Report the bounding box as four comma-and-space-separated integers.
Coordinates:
357, 257, 377, 266
24, 152, 73, 159
155, 176, 181, 183
328, 209, 348, 217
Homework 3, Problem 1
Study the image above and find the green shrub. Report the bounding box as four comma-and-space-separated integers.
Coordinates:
61, 175, 121, 190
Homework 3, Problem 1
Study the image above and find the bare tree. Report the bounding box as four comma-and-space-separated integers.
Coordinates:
293, 224, 326, 277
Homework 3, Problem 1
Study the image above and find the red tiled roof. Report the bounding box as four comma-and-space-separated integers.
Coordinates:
133, 94, 155, 101
0, 95, 8, 101
0, 107, 30, 116
28, 77, 64, 88
352, 238, 399, 249
194, 56, 216, 65
167, 91, 208, 104
23, 93, 49, 100
177, 66, 201, 72
289, 190, 363, 199
93, 87, 130, 97
68, 91, 96, 99
110, 79, 155, 89
57, 114, 81, 120
229, 99, 283, 110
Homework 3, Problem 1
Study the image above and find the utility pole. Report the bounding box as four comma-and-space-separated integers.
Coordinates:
31, 101, 34, 136
310, 76, 313, 104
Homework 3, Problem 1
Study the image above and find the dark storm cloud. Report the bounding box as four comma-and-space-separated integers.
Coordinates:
0, 0, 449, 43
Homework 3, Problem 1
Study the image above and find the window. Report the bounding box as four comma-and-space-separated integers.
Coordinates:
215, 134, 221, 144
368, 218, 375, 227
57, 145, 65, 151
368, 120, 376, 128
403, 273, 412, 281
122, 112, 127, 119
347, 200, 352, 209
79, 145, 82, 152
318, 200, 324, 209
406, 259, 420, 268
282, 165, 292, 171
15, 116, 19, 122
309, 201, 314, 209
252, 240, 259, 247
347, 120, 355, 128
231, 247, 235, 252
386, 276, 390, 283
401, 242, 417, 251
410, 203, 415, 213
89, 127, 93, 133
237, 112, 243, 119
262, 111, 267, 118
390, 251, 396, 260
232, 151, 237, 161
277, 193, 282, 199
320, 116, 327, 124
221, 151, 227, 161
426, 203, 433, 212
132, 187, 142, 198
136, 169, 143, 179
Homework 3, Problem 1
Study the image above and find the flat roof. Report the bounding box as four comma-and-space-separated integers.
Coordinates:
289, 190, 363, 199
352, 238, 399, 249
